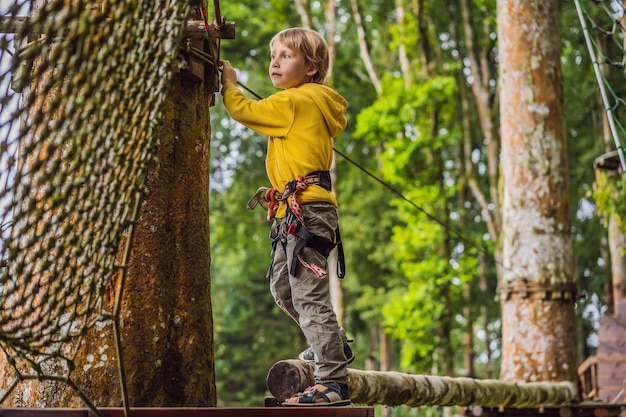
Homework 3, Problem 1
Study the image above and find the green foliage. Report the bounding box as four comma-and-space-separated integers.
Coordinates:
336, 141, 403, 344
354, 74, 458, 149
349, 41, 488, 374
208, 0, 616, 407
592, 170, 626, 232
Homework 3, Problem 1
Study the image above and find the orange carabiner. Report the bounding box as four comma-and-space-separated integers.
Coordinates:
265, 188, 278, 203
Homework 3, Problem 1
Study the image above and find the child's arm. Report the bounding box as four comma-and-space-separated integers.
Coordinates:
219, 60, 293, 137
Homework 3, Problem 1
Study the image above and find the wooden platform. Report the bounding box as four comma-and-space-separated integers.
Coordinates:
0, 407, 375, 417
468, 404, 625, 417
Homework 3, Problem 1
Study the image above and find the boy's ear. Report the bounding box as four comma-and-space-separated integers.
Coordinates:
306, 65, 318, 77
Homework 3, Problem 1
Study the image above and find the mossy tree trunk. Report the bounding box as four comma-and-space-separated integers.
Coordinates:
72, 60, 216, 407
116, 70, 215, 406
608, 218, 626, 312
496, 0, 578, 383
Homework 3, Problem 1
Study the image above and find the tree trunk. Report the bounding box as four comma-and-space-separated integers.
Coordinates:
459, 0, 501, 241
463, 283, 476, 378
479, 256, 495, 379
113, 70, 215, 406
497, 0, 578, 383
72, 50, 217, 407
395, 0, 411, 86
597, 6, 626, 317
608, 217, 626, 312
266, 360, 577, 407
56, 70, 217, 409
323, 0, 337, 82
294, 0, 312, 29
350, 0, 381, 94
379, 327, 393, 417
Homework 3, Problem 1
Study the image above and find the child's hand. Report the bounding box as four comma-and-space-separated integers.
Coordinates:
219, 60, 237, 85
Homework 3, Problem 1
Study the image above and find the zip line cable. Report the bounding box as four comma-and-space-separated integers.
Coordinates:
185, 44, 494, 261
330, 146, 492, 256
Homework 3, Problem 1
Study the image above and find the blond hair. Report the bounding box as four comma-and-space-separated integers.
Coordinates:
270, 28, 329, 84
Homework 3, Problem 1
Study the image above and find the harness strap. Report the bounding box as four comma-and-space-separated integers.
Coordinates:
275, 170, 331, 223
249, 171, 346, 279
290, 224, 346, 279
335, 227, 346, 278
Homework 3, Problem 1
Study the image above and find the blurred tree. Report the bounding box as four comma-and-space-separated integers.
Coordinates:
497, 0, 578, 382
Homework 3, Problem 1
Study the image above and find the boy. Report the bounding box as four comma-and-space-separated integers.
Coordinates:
219, 27, 351, 406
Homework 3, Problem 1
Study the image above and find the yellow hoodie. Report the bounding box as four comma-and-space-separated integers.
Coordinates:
222, 82, 348, 219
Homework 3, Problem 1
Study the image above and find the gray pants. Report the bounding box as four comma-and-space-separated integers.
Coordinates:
269, 203, 349, 385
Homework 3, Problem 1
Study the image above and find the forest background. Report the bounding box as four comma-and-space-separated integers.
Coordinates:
208, 0, 624, 410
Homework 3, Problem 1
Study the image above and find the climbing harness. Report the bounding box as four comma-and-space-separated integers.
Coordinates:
247, 171, 331, 221
247, 171, 346, 279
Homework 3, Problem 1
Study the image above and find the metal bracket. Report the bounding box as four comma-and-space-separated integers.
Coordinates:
496, 280, 579, 301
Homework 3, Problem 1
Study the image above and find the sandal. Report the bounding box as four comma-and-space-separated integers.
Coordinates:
282, 382, 351, 407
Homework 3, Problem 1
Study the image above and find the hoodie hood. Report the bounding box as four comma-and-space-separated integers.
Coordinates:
298, 83, 348, 138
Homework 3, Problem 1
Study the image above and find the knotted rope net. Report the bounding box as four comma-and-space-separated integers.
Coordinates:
575, 0, 626, 173
0, 0, 190, 408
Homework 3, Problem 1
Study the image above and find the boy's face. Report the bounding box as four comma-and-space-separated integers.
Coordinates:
269, 40, 317, 89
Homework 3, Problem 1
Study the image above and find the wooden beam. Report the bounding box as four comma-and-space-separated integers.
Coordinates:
184, 20, 235, 40
267, 360, 580, 408
181, 37, 207, 82
578, 355, 626, 375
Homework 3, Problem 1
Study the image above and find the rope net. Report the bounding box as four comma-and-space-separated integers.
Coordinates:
576, 0, 626, 172
0, 0, 189, 403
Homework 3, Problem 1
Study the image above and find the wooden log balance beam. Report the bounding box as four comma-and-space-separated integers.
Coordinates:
266, 360, 579, 408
